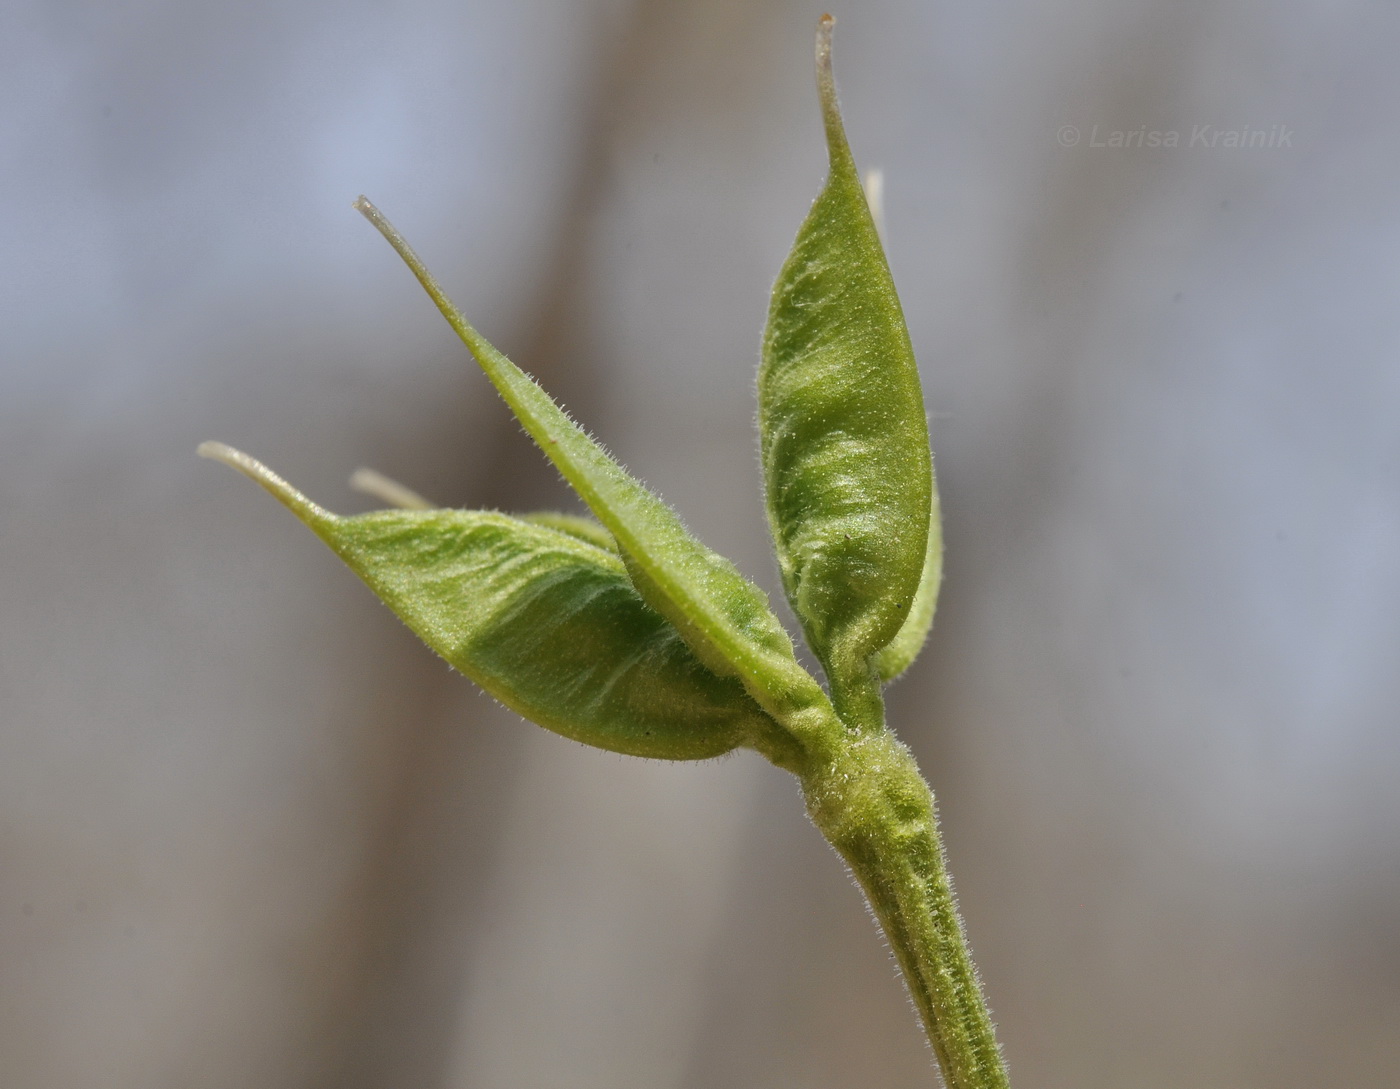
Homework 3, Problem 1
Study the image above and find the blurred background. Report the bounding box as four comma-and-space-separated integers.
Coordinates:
3, 1, 1398, 1086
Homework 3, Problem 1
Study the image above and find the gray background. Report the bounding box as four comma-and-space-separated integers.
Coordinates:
3, 1, 1397, 1086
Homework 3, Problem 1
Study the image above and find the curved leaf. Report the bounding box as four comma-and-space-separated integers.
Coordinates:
759, 20, 933, 707
198, 443, 772, 761
354, 199, 839, 763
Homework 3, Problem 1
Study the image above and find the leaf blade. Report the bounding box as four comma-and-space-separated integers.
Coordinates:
336, 510, 768, 760
759, 21, 933, 707
200, 444, 773, 761
354, 198, 838, 757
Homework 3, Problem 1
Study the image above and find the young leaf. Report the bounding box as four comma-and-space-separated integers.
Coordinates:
759, 17, 933, 709
353, 199, 840, 761
198, 443, 772, 761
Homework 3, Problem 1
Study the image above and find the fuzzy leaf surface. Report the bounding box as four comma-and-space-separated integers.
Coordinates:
355, 200, 838, 759
199, 444, 768, 760
759, 32, 933, 705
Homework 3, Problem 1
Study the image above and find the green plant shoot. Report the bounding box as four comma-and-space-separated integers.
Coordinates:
761, 18, 935, 727
201, 17, 1009, 1089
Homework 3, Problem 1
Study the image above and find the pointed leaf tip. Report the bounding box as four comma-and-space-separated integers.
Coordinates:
815, 16, 850, 168
198, 442, 336, 527
817, 15, 835, 71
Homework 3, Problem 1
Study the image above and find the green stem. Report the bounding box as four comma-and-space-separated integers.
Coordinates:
801, 727, 1009, 1089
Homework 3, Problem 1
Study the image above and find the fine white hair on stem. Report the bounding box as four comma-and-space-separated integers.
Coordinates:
349, 467, 435, 510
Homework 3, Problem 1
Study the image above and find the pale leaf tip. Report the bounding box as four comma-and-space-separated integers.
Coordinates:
354, 195, 395, 239
349, 466, 434, 510
350, 195, 453, 324
816, 15, 835, 74
198, 441, 336, 526
863, 168, 886, 241
352, 194, 378, 221
814, 15, 851, 168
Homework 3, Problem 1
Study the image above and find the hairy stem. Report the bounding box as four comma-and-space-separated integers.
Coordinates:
801, 727, 1009, 1089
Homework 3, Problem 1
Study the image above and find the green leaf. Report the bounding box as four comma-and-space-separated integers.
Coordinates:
198, 443, 771, 761
759, 21, 933, 709
353, 199, 840, 763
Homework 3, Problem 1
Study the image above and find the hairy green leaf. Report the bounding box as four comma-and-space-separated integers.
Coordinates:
198, 443, 772, 761
353, 199, 839, 761
759, 21, 933, 708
